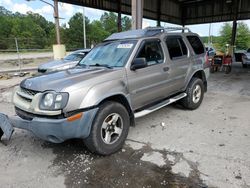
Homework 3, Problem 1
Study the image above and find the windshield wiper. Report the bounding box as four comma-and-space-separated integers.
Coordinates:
89, 63, 113, 69
76, 64, 88, 68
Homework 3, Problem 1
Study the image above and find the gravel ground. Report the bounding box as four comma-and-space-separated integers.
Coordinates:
0, 63, 250, 188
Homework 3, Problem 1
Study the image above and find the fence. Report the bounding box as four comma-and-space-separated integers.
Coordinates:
0, 38, 54, 74
0, 37, 53, 53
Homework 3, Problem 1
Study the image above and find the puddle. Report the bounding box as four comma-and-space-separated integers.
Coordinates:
43, 140, 208, 188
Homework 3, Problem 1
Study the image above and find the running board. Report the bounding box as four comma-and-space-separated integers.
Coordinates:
134, 93, 187, 118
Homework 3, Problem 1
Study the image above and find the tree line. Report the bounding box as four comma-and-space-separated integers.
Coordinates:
0, 6, 249, 52
0, 6, 131, 51
201, 22, 250, 51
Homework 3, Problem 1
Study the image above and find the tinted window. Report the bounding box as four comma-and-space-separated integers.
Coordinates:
136, 40, 164, 66
247, 48, 250, 53
186, 36, 204, 55
166, 37, 187, 60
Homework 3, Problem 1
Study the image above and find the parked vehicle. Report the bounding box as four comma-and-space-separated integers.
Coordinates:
205, 46, 216, 57
0, 27, 208, 155
38, 49, 90, 73
242, 48, 250, 68
234, 50, 246, 63
210, 54, 232, 74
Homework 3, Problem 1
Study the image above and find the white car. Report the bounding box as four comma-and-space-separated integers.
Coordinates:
38, 49, 90, 73
242, 48, 250, 68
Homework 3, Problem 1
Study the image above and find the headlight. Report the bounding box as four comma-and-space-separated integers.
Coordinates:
43, 93, 54, 107
39, 91, 69, 111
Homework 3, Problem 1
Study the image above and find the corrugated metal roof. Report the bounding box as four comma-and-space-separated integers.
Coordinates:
58, 0, 250, 25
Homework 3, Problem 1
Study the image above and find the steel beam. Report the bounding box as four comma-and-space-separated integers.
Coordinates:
157, 0, 161, 26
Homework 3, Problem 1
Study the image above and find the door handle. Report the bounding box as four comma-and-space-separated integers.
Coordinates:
163, 67, 169, 72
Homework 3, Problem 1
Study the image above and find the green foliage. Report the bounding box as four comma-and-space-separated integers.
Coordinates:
218, 22, 250, 51
0, 6, 132, 50
235, 22, 250, 50
65, 12, 91, 49
0, 6, 53, 50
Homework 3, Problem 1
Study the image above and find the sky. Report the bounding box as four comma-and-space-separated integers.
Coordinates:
1, 0, 250, 36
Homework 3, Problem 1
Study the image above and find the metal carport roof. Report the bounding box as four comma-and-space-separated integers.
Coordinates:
58, 0, 250, 25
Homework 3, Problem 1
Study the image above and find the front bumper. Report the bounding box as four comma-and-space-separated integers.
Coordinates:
0, 108, 98, 143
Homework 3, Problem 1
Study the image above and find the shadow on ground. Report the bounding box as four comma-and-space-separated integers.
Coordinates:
43, 140, 208, 188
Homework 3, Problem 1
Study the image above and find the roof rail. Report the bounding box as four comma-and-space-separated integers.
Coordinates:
164, 27, 191, 32
146, 26, 191, 33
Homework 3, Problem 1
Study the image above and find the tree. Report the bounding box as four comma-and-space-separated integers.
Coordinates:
88, 20, 109, 45
0, 6, 132, 50
100, 12, 118, 34
122, 16, 131, 31
236, 22, 250, 49
66, 12, 90, 49
219, 22, 250, 50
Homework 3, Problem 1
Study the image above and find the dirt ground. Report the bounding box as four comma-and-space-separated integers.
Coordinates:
0, 63, 250, 188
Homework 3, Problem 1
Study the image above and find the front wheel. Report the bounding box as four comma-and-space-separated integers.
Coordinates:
181, 78, 204, 110
0, 129, 3, 140
84, 101, 130, 155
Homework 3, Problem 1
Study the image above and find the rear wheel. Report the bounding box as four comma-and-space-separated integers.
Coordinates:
225, 65, 231, 74
84, 101, 130, 155
210, 66, 215, 73
181, 78, 204, 110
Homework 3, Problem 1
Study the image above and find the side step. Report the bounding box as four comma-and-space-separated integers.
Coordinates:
134, 93, 187, 118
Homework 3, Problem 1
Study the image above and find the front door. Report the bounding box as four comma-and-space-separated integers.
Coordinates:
127, 39, 169, 110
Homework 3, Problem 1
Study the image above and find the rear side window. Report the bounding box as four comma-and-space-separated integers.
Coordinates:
165, 37, 187, 60
186, 36, 204, 55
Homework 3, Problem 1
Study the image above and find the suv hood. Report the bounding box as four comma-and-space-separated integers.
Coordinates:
20, 67, 124, 92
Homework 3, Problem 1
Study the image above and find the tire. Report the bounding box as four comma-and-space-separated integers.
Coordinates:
181, 78, 204, 110
242, 63, 247, 68
84, 101, 130, 155
210, 67, 215, 73
225, 66, 231, 74
0, 128, 3, 140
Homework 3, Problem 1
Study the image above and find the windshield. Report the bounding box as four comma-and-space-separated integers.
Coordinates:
79, 40, 137, 68
64, 53, 86, 61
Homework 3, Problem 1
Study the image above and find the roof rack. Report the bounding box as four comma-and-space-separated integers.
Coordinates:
146, 26, 191, 33
104, 26, 191, 41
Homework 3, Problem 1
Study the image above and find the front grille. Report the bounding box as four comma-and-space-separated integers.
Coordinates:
20, 87, 39, 96
15, 107, 34, 121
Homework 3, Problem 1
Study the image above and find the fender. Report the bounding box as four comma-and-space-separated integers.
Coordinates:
184, 69, 207, 91
79, 79, 131, 109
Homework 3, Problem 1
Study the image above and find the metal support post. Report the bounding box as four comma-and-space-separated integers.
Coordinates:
132, 0, 143, 29
117, 0, 122, 32
54, 0, 61, 45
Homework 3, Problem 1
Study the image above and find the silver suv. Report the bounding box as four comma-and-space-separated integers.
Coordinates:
0, 27, 209, 155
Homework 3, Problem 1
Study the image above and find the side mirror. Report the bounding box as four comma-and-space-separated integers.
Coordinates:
131, 58, 147, 71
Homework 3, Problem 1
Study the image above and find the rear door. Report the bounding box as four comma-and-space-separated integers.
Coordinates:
164, 35, 190, 91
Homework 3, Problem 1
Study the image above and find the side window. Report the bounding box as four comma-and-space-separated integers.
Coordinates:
136, 40, 164, 66
165, 37, 187, 60
186, 36, 204, 55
